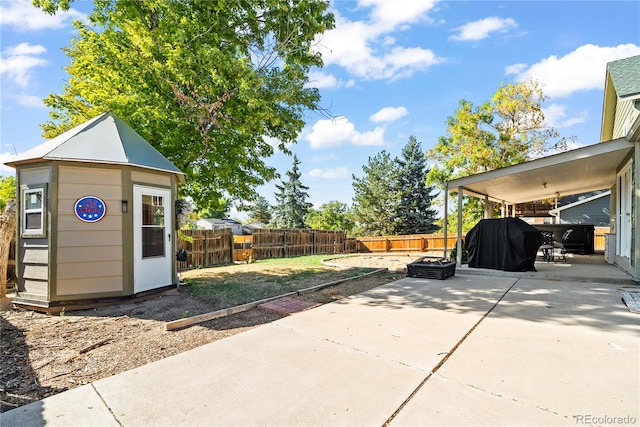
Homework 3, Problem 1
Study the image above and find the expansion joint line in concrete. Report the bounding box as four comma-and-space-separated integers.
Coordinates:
91, 384, 123, 427
382, 278, 521, 427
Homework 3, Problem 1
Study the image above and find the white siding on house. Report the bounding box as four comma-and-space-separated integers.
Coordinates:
613, 99, 636, 139
56, 166, 124, 296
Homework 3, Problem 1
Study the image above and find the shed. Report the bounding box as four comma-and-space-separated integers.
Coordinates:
5, 112, 185, 311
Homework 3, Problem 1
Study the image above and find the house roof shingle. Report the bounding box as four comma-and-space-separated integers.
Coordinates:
607, 54, 640, 99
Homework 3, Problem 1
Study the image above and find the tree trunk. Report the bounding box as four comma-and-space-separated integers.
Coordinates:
0, 199, 17, 298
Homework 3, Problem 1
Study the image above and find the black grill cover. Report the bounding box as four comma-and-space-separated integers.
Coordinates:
465, 218, 542, 272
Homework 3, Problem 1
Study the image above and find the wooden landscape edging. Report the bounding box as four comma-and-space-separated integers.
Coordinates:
164, 268, 388, 331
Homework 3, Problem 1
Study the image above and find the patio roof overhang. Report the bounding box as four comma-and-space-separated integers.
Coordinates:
445, 137, 633, 204
443, 137, 634, 265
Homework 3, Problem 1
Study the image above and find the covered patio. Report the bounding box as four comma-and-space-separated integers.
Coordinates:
443, 138, 635, 281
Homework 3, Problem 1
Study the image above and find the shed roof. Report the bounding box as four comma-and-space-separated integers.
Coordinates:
608, 55, 640, 99
6, 112, 184, 180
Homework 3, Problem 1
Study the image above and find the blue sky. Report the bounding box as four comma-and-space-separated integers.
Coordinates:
1, 0, 640, 219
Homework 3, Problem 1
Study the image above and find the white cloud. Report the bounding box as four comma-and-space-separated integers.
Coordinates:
369, 106, 408, 123
316, 1, 444, 81
0, 0, 86, 31
15, 94, 46, 108
506, 43, 640, 98
0, 42, 49, 88
305, 117, 386, 149
306, 71, 355, 89
307, 167, 350, 179
450, 17, 517, 42
0, 152, 17, 177
358, 0, 437, 31
543, 104, 587, 128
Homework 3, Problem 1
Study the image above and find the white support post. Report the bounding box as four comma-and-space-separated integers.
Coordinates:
457, 188, 463, 266
443, 184, 448, 259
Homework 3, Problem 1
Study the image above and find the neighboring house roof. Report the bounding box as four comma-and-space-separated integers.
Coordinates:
244, 222, 266, 228
6, 111, 184, 181
549, 190, 610, 216
607, 55, 640, 99
197, 218, 241, 226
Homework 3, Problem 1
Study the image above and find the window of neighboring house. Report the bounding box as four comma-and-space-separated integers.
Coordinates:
22, 185, 46, 238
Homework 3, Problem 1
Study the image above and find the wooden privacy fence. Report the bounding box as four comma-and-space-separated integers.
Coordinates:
178, 227, 609, 270
177, 229, 233, 269
355, 234, 462, 254
251, 229, 347, 260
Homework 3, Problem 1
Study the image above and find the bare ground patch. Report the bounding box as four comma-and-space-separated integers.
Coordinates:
1, 254, 423, 413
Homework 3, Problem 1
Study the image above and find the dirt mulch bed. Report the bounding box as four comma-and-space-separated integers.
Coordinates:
0, 254, 425, 413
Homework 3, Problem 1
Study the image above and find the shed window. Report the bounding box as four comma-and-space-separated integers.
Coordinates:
22, 185, 46, 238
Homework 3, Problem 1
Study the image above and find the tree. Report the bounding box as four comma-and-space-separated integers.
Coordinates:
0, 176, 16, 212
34, 0, 335, 211
0, 200, 16, 298
270, 155, 312, 229
305, 201, 354, 233
394, 136, 439, 235
351, 151, 399, 236
196, 197, 231, 219
243, 195, 272, 224
426, 79, 572, 228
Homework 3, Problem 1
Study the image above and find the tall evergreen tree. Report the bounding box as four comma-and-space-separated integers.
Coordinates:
351, 151, 399, 236
270, 155, 312, 229
244, 195, 272, 224
394, 136, 439, 235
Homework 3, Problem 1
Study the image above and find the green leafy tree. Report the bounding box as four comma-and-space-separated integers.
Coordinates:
243, 195, 272, 224
0, 176, 16, 212
351, 151, 399, 236
426, 79, 572, 228
196, 197, 231, 219
305, 201, 354, 233
34, 0, 335, 212
394, 136, 439, 235
270, 155, 312, 229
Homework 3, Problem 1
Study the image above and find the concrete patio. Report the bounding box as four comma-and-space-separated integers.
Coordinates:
2, 257, 638, 426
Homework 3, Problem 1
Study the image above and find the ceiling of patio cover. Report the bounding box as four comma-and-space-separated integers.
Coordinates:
465, 218, 542, 272
446, 138, 633, 204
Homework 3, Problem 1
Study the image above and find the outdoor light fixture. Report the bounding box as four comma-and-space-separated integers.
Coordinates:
543, 182, 547, 189
121, 200, 128, 213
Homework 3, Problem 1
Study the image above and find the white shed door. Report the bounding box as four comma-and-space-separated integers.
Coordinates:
133, 185, 172, 293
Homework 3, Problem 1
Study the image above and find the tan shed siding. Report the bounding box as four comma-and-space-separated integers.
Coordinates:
18, 167, 51, 299
56, 166, 124, 295
131, 170, 171, 186
19, 167, 50, 185
57, 277, 123, 296
22, 280, 48, 296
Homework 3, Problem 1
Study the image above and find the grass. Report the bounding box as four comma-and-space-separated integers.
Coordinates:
181, 254, 376, 309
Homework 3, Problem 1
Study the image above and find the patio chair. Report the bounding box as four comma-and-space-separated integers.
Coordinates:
540, 229, 573, 262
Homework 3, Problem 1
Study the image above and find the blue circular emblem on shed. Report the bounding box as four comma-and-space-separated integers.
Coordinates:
74, 196, 107, 222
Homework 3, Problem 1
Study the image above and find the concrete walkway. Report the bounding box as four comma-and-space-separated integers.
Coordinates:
2, 272, 639, 426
